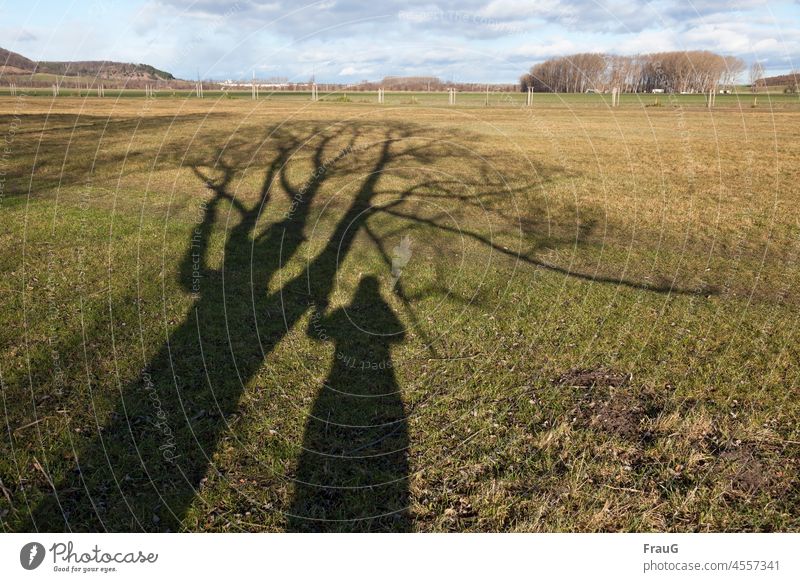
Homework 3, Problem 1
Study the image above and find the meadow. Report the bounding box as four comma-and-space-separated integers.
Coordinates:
1, 92, 799, 532
3, 86, 800, 107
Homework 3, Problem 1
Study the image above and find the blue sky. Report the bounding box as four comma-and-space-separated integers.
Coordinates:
1, 0, 798, 82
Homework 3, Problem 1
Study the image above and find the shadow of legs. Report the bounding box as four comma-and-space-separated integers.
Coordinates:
288, 276, 410, 532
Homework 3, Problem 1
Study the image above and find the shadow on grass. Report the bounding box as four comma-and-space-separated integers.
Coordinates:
0, 112, 225, 198
14, 115, 713, 533
288, 276, 409, 531
22, 120, 445, 531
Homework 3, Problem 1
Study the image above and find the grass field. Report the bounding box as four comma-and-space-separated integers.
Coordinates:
2, 87, 800, 108
1, 94, 799, 532
1, 73, 104, 86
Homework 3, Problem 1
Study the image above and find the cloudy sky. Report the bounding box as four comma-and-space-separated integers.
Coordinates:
2, 0, 798, 82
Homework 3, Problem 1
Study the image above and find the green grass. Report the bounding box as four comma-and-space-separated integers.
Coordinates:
1, 96, 799, 532
1, 88, 799, 108
2, 72, 102, 85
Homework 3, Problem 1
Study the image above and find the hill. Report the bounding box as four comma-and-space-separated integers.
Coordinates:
0, 46, 174, 81
0, 47, 36, 71
760, 71, 800, 93
761, 71, 799, 87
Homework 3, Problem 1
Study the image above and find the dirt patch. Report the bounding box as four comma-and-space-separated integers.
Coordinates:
557, 367, 660, 442
584, 397, 653, 440
572, 392, 661, 442
719, 446, 776, 495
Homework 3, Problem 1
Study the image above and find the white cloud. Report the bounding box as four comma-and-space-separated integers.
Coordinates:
616, 29, 680, 53
477, 0, 568, 20
339, 65, 374, 75
507, 38, 577, 59
3, 0, 799, 81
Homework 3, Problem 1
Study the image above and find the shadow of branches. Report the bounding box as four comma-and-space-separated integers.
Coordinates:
12, 114, 711, 533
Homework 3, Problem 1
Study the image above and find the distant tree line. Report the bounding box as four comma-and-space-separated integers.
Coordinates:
520, 51, 746, 93
756, 70, 799, 93
354, 77, 516, 92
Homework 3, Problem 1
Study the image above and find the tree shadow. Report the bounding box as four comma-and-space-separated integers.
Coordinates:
22, 120, 450, 531
17, 115, 710, 533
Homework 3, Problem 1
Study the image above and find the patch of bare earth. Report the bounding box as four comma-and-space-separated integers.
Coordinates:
556, 367, 658, 442
715, 442, 793, 497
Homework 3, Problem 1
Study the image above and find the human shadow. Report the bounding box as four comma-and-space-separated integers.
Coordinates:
288, 276, 409, 532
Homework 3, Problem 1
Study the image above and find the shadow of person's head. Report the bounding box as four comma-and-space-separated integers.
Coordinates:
330, 275, 406, 345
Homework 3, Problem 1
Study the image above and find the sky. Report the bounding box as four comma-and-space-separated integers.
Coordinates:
1, 0, 798, 83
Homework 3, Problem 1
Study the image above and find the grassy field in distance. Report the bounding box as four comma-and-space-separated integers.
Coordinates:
1, 87, 799, 108
1, 95, 799, 532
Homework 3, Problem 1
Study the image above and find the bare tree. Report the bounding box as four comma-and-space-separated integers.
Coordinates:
750, 61, 765, 93
787, 71, 800, 94
526, 51, 748, 94
519, 73, 533, 92
722, 56, 746, 90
